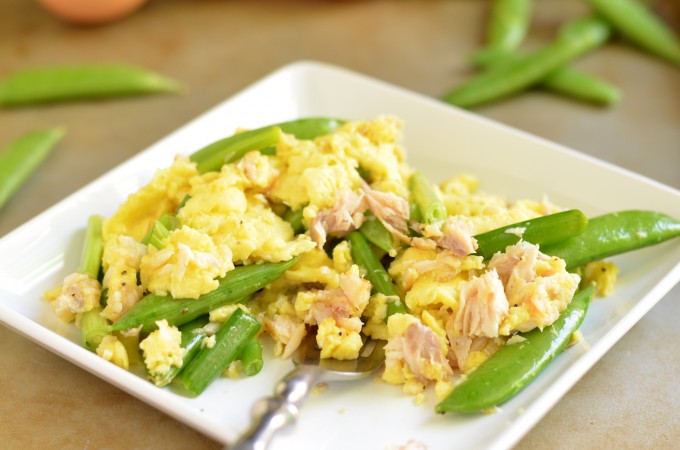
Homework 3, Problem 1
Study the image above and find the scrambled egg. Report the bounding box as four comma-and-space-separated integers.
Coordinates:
139, 320, 185, 385
47, 115, 619, 400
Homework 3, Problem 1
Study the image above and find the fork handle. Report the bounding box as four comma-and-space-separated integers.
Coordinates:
230, 365, 322, 450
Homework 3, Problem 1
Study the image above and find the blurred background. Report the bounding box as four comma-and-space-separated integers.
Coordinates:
0, 1, 679, 449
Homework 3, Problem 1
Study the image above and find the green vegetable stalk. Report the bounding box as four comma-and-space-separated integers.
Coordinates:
77, 215, 108, 351
175, 308, 261, 396
409, 171, 447, 225
348, 231, 407, 317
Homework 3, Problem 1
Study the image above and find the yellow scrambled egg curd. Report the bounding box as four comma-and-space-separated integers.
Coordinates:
140, 225, 234, 299
580, 260, 620, 296
103, 155, 196, 243
139, 320, 185, 386
96, 335, 129, 370
316, 316, 364, 360
178, 167, 315, 264
101, 235, 146, 322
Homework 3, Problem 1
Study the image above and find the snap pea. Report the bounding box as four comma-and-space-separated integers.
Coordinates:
585, 0, 680, 65
190, 126, 282, 174
542, 210, 680, 270
359, 214, 396, 255
483, 0, 533, 54
0, 64, 180, 107
175, 308, 261, 396
444, 17, 611, 108
474, 209, 588, 259
347, 231, 407, 317
110, 257, 299, 333
189, 118, 345, 174
436, 286, 593, 414
0, 127, 64, 211
474, 52, 620, 105
152, 316, 210, 387
409, 171, 447, 224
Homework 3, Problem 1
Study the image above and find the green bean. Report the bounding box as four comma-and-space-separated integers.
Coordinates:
474, 52, 620, 105
175, 308, 261, 396
111, 257, 299, 333
240, 337, 264, 377
542, 210, 680, 270
437, 286, 593, 413
348, 231, 407, 317
0, 64, 180, 107
484, 0, 533, 54
190, 118, 346, 174
585, 0, 680, 65
0, 128, 64, 210
409, 171, 447, 224
444, 17, 611, 108
474, 209, 588, 259
153, 316, 210, 387
359, 214, 396, 255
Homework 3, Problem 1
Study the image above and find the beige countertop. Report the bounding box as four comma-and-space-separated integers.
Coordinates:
1, 1, 679, 449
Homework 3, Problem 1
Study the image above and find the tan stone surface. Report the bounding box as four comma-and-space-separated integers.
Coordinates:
0, 1, 679, 449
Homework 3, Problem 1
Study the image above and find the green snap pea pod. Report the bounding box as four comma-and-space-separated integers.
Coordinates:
348, 231, 407, 317
436, 286, 593, 414
283, 207, 306, 234
111, 257, 299, 333
359, 214, 396, 255
474, 209, 588, 260
277, 117, 346, 140
153, 316, 210, 387
175, 308, 261, 396
542, 210, 680, 270
190, 118, 346, 174
540, 65, 621, 105
474, 52, 620, 105
0, 64, 180, 107
240, 337, 264, 377
585, 0, 680, 65
444, 17, 611, 108
0, 128, 64, 210
483, 0, 533, 54
77, 215, 108, 351
190, 126, 282, 174
409, 171, 447, 224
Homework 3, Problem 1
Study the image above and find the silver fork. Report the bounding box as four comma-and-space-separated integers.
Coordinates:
231, 334, 386, 450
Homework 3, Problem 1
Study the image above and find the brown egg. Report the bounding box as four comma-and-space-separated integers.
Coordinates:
38, 0, 149, 25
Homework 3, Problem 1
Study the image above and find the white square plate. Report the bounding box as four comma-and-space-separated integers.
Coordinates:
1, 61, 679, 450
